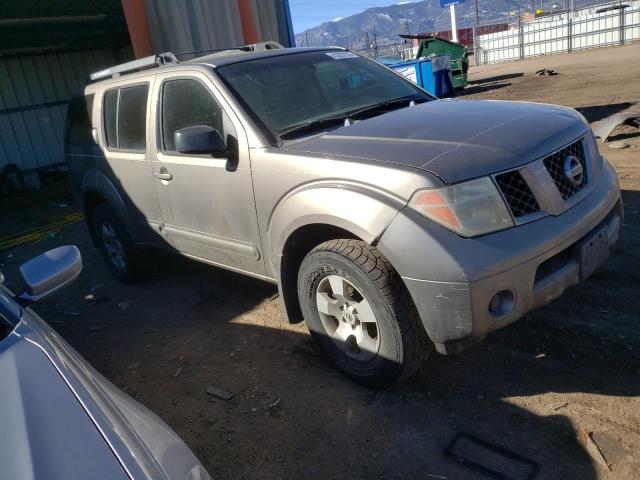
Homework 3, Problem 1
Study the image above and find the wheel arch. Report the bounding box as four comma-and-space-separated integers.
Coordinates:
268, 185, 404, 324
277, 223, 364, 324
81, 169, 136, 242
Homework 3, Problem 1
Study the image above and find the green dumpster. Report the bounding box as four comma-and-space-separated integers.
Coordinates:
415, 37, 468, 90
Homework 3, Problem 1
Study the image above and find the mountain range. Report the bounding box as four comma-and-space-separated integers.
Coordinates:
294, 0, 599, 49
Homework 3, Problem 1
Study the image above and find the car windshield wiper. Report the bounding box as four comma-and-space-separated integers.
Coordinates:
277, 96, 429, 141
346, 95, 428, 120
278, 115, 350, 140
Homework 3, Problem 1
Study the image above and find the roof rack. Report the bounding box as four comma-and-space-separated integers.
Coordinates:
178, 41, 285, 61
88, 52, 179, 82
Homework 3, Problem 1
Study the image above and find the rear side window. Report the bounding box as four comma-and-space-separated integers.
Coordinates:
102, 84, 149, 151
118, 86, 148, 150
161, 79, 224, 152
103, 90, 118, 149
65, 94, 95, 146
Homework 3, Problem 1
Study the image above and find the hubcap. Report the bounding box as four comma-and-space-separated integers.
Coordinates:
100, 222, 126, 270
315, 275, 380, 360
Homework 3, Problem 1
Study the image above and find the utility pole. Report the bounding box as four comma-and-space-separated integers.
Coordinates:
475, 0, 480, 25
373, 24, 379, 59
450, 4, 458, 42
305, 32, 309, 46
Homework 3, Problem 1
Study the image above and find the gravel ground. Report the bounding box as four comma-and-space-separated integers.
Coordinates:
1, 43, 639, 479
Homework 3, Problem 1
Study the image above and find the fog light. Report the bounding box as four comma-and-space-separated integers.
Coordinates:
488, 289, 515, 319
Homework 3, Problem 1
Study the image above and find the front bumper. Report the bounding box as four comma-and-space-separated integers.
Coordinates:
378, 159, 622, 354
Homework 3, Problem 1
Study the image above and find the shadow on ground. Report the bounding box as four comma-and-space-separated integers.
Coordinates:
467, 73, 525, 85
1, 182, 638, 479
456, 82, 511, 96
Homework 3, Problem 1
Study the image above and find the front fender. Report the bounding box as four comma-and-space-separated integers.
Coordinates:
266, 182, 406, 276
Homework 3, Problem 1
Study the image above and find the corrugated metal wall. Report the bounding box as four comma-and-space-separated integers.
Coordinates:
143, 0, 292, 55
0, 49, 123, 178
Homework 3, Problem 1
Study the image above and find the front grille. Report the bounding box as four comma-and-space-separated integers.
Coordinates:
495, 170, 540, 217
543, 140, 588, 200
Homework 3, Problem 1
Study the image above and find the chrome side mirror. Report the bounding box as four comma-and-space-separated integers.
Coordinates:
19, 246, 82, 303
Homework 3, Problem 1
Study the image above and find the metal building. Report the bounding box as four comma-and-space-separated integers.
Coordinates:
0, 0, 294, 185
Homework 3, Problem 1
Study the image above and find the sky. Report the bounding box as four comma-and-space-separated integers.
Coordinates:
288, 0, 421, 33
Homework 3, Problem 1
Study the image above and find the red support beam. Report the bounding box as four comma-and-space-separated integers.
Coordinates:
121, 0, 153, 58
237, 0, 259, 45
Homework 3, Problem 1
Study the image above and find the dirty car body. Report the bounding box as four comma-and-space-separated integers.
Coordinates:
66, 46, 622, 385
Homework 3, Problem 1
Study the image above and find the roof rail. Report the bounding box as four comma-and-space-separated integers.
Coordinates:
239, 41, 284, 51
88, 52, 179, 82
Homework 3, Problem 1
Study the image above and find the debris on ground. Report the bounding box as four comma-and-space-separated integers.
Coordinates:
58, 311, 79, 317
445, 432, 539, 480
608, 141, 630, 149
535, 68, 558, 76
579, 428, 612, 471
173, 366, 182, 378
548, 401, 569, 411
141, 328, 158, 335
267, 398, 281, 410
88, 325, 104, 332
84, 293, 97, 304
592, 111, 640, 142
117, 300, 134, 311
206, 386, 234, 401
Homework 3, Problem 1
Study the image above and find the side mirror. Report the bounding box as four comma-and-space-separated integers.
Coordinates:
18, 246, 82, 303
174, 125, 226, 156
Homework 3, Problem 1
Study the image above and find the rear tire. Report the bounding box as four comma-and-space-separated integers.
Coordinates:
297, 239, 432, 387
90, 203, 145, 283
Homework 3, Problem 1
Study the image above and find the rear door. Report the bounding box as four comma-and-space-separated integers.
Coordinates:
97, 79, 163, 243
150, 71, 265, 277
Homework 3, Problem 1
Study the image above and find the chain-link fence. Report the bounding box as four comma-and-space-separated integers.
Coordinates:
353, 42, 415, 61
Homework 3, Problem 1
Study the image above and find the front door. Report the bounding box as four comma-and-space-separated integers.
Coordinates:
150, 73, 265, 277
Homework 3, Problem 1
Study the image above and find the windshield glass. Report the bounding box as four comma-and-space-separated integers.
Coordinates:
217, 50, 432, 140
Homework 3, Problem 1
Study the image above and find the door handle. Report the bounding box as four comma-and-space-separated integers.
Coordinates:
156, 172, 173, 181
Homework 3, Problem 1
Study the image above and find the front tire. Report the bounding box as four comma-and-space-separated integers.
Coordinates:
90, 203, 145, 283
297, 239, 432, 387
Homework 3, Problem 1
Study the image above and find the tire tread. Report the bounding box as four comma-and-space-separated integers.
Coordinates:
307, 239, 432, 381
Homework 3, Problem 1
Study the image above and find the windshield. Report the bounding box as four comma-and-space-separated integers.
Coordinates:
217, 50, 432, 140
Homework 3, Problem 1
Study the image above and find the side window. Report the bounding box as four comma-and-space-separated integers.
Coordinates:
103, 90, 118, 149
118, 85, 148, 151
66, 94, 95, 146
102, 84, 149, 151
161, 79, 225, 153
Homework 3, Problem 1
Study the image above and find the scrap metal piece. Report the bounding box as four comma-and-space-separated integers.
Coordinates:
592, 112, 640, 142
579, 429, 612, 471
444, 432, 539, 480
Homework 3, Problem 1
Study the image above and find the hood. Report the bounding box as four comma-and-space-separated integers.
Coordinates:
0, 331, 128, 480
281, 99, 589, 184
0, 300, 211, 480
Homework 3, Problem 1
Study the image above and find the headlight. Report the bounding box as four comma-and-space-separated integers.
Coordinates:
408, 177, 514, 237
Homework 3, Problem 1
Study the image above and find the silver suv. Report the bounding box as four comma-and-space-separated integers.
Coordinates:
66, 45, 622, 386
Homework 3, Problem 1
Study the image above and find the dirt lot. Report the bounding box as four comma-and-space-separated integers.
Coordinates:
1, 44, 639, 479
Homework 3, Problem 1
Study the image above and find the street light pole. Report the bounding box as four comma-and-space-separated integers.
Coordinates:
450, 4, 458, 42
